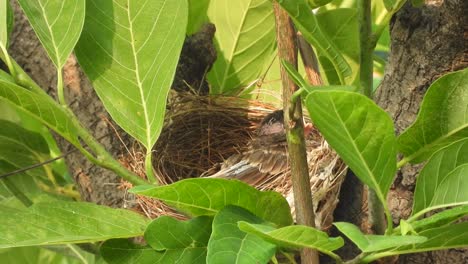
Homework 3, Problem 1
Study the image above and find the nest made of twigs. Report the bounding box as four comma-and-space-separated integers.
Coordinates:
121, 92, 347, 230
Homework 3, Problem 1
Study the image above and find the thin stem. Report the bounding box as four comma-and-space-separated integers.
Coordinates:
57, 67, 66, 105
297, 33, 322, 86
373, 0, 407, 43
0, 42, 16, 78
359, 0, 374, 97
273, 2, 319, 264
145, 149, 157, 184
358, 0, 392, 235
73, 117, 148, 186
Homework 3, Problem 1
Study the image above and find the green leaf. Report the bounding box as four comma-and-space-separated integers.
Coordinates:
409, 205, 468, 232
187, 0, 210, 35
334, 222, 426, 253
315, 8, 359, 85
413, 139, 468, 215
130, 178, 293, 227
101, 239, 161, 264
305, 91, 397, 201
0, 121, 51, 201
429, 164, 468, 209
17, 0, 85, 68
307, 0, 334, 9
239, 222, 344, 256
0, 80, 81, 147
383, 0, 395, 11
397, 69, 468, 164
75, 0, 187, 149
207, 206, 276, 264
0, 246, 96, 264
281, 60, 356, 93
277, 0, 351, 84
0, 201, 149, 248
207, 0, 276, 95
364, 222, 468, 262
144, 216, 211, 263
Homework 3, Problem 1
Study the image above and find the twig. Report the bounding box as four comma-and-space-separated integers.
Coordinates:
273, 2, 319, 263
297, 33, 322, 86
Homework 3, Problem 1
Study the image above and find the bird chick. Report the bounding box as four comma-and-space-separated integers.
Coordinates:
207, 110, 313, 186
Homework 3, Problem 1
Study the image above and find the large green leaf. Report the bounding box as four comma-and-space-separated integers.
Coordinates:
207, 0, 276, 95
427, 164, 468, 210
144, 216, 211, 263
315, 8, 359, 85
363, 222, 468, 262
130, 178, 293, 227
334, 222, 426, 253
0, 80, 81, 147
75, 0, 187, 149
101, 239, 162, 264
0, 121, 52, 201
277, 0, 351, 84
239, 222, 344, 257
0, 245, 96, 264
408, 205, 468, 233
412, 139, 468, 215
305, 91, 397, 201
207, 206, 276, 264
398, 69, 468, 164
0, 201, 149, 248
17, 0, 85, 68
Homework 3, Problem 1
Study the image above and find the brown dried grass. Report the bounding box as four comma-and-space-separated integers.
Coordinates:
119, 92, 346, 229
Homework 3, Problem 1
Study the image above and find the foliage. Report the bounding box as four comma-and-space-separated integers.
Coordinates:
0, 0, 466, 263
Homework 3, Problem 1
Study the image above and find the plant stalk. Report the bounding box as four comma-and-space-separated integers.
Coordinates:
358, 0, 391, 235
273, 2, 319, 264
57, 67, 66, 105
297, 33, 322, 86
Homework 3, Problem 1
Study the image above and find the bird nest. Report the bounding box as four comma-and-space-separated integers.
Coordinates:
120, 92, 347, 230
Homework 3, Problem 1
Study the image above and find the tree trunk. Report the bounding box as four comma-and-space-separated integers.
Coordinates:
375, 0, 467, 263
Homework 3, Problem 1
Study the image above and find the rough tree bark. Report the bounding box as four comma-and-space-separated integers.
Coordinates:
375, 0, 467, 263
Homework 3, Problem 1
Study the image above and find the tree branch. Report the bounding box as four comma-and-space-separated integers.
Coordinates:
273, 2, 319, 263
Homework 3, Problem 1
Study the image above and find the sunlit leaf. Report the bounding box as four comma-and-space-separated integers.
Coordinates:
315, 8, 359, 85
305, 91, 396, 202
17, 0, 85, 68
413, 139, 468, 215
239, 222, 344, 255
207, 0, 276, 95
363, 222, 468, 262
409, 205, 468, 232
131, 178, 293, 227
75, 0, 187, 149
0, 201, 149, 248
0, 80, 81, 147
398, 69, 468, 164
207, 206, 276, 264
334, 222, 426, 253
187, 0, 210, 35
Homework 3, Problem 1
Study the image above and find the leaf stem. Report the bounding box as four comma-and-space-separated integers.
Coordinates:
0, 42, 16, 78
66, 244, 89, 264
72, 113, 148, 186
359, 0, 394, 235
57, 67, 66, 105
145, 149, 157, 184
